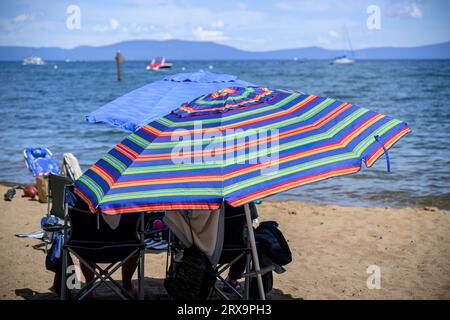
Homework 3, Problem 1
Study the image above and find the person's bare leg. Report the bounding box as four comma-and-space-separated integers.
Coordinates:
51, 272, 61, 295
52, 255, 74, 297
80, 262, 96, 298
80, 262, 95, 284
122, 256, 138, 293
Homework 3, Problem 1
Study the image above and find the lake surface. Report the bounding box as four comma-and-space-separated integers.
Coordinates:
0, 60, 449, 209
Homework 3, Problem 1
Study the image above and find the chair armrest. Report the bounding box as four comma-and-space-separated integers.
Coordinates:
42, 225, 66, 232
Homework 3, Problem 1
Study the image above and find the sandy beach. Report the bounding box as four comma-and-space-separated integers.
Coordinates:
0, 183, 449, 300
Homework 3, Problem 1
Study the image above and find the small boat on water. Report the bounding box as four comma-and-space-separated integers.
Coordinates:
146, 57, 172, 70
23, 55, 45, 65
330, 25, 356, 65
330, 55, 355, 65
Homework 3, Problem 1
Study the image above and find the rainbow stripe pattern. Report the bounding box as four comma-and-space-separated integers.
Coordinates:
75, 86, 410, 215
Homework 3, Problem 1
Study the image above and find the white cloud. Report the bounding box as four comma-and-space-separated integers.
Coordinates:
13, 14, 31, 23
387, 2, 423, 19
274, 1, 339, 13
122, 23, 149, 33
109, 18, 120, 30
329, 30, 339, 38
236, 2, 248, 10
275, 2, 294, 10
93, 24, 109, 32
212, 19, 224, 29
407, 4, 422, 18
93, 18, 121, 32
316, 36, 330, 45
193, 26, 227, 41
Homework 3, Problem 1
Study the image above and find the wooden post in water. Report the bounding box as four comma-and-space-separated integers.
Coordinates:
115, 50, 124, 81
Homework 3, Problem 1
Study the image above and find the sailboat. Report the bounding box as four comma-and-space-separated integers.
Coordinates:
331, 26, 355, 65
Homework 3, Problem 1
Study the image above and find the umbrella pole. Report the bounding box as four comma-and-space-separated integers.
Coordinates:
244, 248, 250, 300
138, 212, 145, 300
244, 204, 265, 300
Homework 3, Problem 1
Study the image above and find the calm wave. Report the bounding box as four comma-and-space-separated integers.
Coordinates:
0, 60, 449, 209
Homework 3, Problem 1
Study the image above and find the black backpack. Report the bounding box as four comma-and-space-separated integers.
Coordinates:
164, 246, 216, 300
249, 253, 274, 299
255, 221, 292, 266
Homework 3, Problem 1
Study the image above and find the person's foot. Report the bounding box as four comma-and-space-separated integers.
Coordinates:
223, 277, 241, 294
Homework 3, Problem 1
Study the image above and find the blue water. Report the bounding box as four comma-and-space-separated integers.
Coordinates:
0, 60, 449, 209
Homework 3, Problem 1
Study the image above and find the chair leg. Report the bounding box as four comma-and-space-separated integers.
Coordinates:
138, 212, 145, 300
244, 251, 251, 300
77, 259, 129, 300
69, 248, 137, 300
61, 248, 68, 300
138, 249, 145, 300
165, 231, 171, 278
244, 204, 265, 300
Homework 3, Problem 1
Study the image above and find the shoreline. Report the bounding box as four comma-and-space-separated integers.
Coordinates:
1, 183, 449, 299
2, 179, 448, 211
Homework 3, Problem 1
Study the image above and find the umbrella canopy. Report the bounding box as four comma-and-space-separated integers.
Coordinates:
86, 71, 254, 131
75, 86, 410, 215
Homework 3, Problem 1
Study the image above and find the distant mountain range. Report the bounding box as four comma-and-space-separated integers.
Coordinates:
1, 39, 449, 60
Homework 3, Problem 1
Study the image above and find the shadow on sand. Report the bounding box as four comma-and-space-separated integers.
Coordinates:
15, 277, 301, 300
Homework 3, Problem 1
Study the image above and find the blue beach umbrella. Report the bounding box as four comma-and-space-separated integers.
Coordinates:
86, 71, 254, 132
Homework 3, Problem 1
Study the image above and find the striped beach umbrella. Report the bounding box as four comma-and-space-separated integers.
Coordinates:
75, 86, 410, 215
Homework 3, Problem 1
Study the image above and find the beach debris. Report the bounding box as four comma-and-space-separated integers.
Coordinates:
423, 206, 437, 212
23, 184, 38, 200
288, 210, 297, 215
3, 187, 16, 201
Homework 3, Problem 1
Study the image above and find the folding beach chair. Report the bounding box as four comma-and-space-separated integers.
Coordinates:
212, 202, 275, 300
144, 212, 169, 252
165, 203, 271, 300
42, 174, 74, 252
47, 174, 73, 218
60, 186, 146, 300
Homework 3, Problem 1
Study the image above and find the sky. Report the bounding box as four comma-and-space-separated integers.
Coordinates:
0, 0, 449, 51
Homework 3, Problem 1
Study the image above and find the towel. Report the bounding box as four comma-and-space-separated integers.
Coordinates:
61, 153, 83, 181
164, 208, 224, 265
